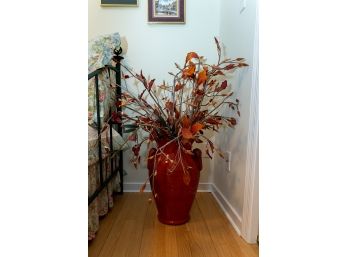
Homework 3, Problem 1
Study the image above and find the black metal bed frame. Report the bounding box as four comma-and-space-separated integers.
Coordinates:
88, 47, 124, 206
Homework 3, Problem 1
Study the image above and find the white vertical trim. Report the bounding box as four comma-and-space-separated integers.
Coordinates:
241, 1, 259, 244
211, 184, 242, 235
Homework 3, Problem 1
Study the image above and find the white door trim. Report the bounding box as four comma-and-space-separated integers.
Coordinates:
241, 2, 259, 244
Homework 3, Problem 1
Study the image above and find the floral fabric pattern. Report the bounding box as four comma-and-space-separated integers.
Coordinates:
88, 155, 120, 241
88, 33, 121, 129
88, 125, 128, 166
88, 33, 123, 241
88, 126, 127, 240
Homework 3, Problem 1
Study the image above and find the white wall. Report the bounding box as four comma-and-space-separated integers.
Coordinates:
213, 0, 257, 217
89, 0, 220, 186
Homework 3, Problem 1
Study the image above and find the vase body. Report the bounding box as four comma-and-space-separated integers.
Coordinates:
147, 140, 202, 225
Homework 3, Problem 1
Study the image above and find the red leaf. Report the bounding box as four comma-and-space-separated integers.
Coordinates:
215, 80, 228, 92
227, 117, 237, 126
165, 101, 174, 110
195, 89, 205, 96
224, 64, 235, 70
112, 111, 122, 123
214, 37, 221, 53
206, 117, 222, 125
139, 89, 146, 99
148, 79, 155, 91
181, 115, 191, 128
220, 80, 228, 90
140, 70, 145, 80
175, 83, 184, 91
128, 133, 137, 141
206, 148, 212, 159
214, 70, 225, 76
207, 140, 215, 153
132, 144, 141, 156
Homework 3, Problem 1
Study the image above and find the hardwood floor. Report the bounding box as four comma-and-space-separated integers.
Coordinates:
89, 193, 259, 257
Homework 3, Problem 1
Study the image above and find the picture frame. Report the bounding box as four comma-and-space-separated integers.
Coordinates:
101, 0, 138, 7
148, 0, 185, 24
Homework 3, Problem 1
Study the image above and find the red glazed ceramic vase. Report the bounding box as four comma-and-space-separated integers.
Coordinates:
147, 140, 202, 225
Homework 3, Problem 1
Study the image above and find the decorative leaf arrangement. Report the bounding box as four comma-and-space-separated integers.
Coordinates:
112, 38, 248, 170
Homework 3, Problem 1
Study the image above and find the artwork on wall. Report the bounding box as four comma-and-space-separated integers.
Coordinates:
101, 0, 138, 7
148, 0, 185, 23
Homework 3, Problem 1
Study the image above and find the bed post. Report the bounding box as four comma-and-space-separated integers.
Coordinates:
113, 47, 124, 194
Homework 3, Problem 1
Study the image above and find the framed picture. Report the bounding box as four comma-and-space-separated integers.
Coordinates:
148, 0, 185, 24
101, 0, 138, 7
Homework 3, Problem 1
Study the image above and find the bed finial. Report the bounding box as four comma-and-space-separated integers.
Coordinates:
113, 47, 124, 63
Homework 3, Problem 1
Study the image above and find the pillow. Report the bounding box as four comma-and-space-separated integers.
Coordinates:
88, 32, 121, 72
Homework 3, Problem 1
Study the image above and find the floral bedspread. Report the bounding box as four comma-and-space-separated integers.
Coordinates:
88, 125, 128, 241
88, 33, 123, 241
88, 32, 121, 128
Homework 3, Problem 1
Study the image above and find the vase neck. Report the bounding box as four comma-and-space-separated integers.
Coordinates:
156, 139, 193, 150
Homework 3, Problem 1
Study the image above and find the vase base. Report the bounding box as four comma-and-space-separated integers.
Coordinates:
157, 214, 190, 225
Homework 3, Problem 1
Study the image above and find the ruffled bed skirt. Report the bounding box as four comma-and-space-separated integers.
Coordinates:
88, 155, 120, 240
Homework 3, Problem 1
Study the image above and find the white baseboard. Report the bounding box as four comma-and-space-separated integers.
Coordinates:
123, 182, 151, 192
123, 182, 213, 192
211, 183, 242, 235
123, 182, 242, 235
197, 182, 213, 192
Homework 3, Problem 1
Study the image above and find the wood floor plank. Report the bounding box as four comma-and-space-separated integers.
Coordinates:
184, 200, 220, 257
138, 199, 157, 257
110, 193, 150, 257
95, 193, 131, 257
88, 194, 127, 257
89, 192, 259, 257
97, 193, 147, 257
139, 200, 177, 257
196, 193, 259, 257
174, 225, 192, 257
164, 224, 179, 257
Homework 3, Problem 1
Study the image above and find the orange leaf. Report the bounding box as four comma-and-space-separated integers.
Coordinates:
197, 69, 207, 85
181, 115, 191, 128
182, 62, 196, 78
191, 123, 204, 134
140, 182, 146, 193
182, 128, 193, 139
185, 52, 199, 64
